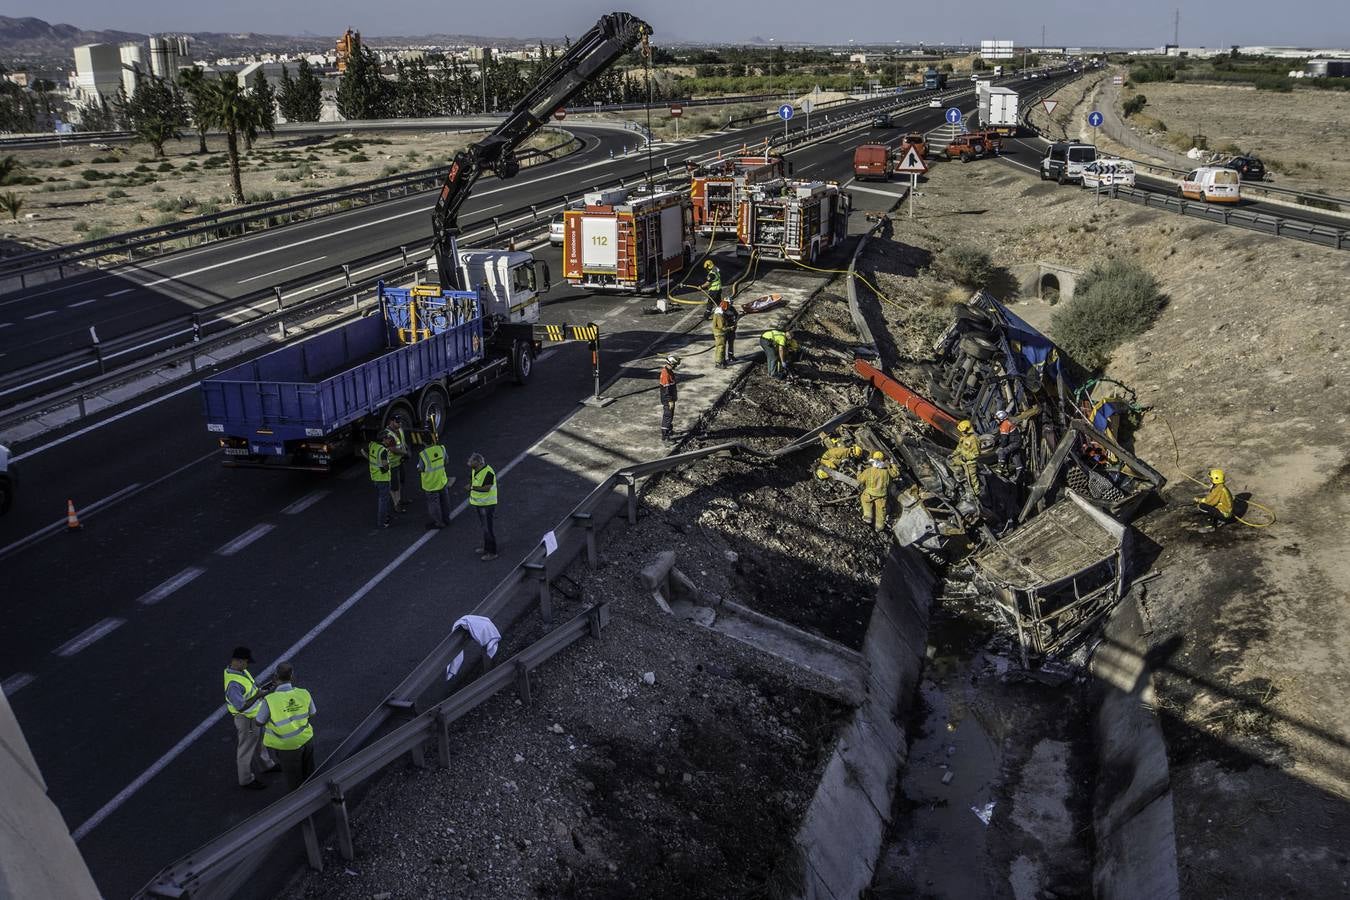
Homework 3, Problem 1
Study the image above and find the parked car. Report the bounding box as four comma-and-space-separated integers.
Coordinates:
943, 133, 988, 162
1179, 166, 1241, 204
872, 113, 893, 128
549, 212, 565, 245
853, 143, 891, 180
1222, 155, 1266, 182
1080, 159, 1136, 189
968, 129, 1003, 155
0, 443, 13, 515
900, 132, 929, 159
1040, 141, 1098, 184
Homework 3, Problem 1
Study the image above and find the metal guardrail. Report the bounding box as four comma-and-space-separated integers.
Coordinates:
1108, 184, 1349, 249
137, 403, 863, 898
0, 130, 581, 290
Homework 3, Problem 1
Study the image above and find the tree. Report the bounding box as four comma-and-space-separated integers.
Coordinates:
336, 40, 393, 120
0, 61, 37, 132
202, 73, 259, 204
178, 66, 212, 153
75, 95, 117, 131
0, 154, 22, 185
0, 191, 23, 222
121, 76, 184, 157
277, 59, 322, 122
244, 68, 276, 151
395, 58, 435, 118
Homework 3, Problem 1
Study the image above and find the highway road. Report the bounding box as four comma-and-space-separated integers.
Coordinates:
0, 73, 1080, 898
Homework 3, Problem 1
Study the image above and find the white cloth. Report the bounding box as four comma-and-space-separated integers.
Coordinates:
444, 614, 502, 679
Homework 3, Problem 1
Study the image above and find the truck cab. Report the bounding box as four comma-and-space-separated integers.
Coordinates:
426, 249, 550, 324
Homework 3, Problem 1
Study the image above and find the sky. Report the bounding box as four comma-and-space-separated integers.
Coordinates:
14, 0, 1348, 49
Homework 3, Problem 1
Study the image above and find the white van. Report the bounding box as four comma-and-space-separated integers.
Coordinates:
1179, 166, 1241, 204
1040, 141, 1098, 184
1080, 159, 1136, 189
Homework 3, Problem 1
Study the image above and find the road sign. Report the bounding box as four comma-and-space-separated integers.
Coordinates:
553, 107, 566, 121
1041, 99, 1058, 115
801, 98, 814, 115
945, 107, 962, 125
1112, 75, 1124, 86
893, 146, 928, 175
1088, 111, 1104, 127
778, 104, 794, 121
668, 104, 683, 117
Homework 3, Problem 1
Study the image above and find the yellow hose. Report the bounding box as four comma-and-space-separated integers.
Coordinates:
1156, 414, 1276, 528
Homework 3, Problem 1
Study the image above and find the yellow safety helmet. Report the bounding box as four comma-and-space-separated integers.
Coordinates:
703, 259, 715, 269
1209, 468, 1225, 485
851, 445, 865, 459
871, 450, 885, 461
815, 467, 830, 481
957, 419, 974, 435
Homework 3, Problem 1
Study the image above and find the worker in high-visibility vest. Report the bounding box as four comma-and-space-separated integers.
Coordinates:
700, 259, 722, 320
467, 452, 498, 560
224, 646, 277, 790
359, 433, 397, 528
759, 329, 798, 379
659, 355, 680, 442
252, 661, 316, 792
417, 434, 457, 529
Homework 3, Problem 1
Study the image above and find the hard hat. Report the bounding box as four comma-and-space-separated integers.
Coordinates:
851, 445, 864, 459
995, 410, 1008, 422
703, 259, 715, 269
871, 450, 885, 460
957, 419, 974, 434
665, 355, 681, 367
1209, 468, 1225, 485
815, 468, 830, 480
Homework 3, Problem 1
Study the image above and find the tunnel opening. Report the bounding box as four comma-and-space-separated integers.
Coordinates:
1040, 272, 1062, 304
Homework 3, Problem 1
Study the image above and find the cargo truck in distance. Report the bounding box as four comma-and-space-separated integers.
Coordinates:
976, 82, 1019, 136
924, 67, 949, 90
737, 179, 850, 262
563, 187, 694, 293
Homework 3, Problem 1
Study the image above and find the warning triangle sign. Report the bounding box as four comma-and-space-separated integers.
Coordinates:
892, 146, 928, 175
1042, 99, 1058, 115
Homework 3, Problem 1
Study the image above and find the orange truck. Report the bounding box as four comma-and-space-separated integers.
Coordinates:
737, 179, 850, 263
689, 153, 785, 235
563, 188, 693, 293
852, 144, 890, 181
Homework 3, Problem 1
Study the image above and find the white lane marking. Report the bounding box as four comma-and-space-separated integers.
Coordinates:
601, 307, 622, 321
282, 489, 331, 515
2, 673, 35, 697
996, 155, 1038, 173
54, 617, 126, 657
67, 293, 704, 844
237, 256, 327, 284
106, 288, 133, 297
68, 298, 100, 308
0, 481, 143, 559
0, 322, 11, 329
11, 383, 201, 462
848, 184, 908, 198
215, 523, 275, 557
136, 567, 206, 605
25, 310, 56, 320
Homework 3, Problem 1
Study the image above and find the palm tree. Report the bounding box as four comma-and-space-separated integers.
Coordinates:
203, 74, 259, 204
177, 67, 212, 154
0, 191, 23, 222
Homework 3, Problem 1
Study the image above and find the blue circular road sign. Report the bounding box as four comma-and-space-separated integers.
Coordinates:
945, 107, 962, 125
1088, 111, 1104, 127
778, 104, 794, 121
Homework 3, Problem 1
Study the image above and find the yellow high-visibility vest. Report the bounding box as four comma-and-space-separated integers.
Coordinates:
261, 688, 314, 751
419, 444, 448, 492
368, 441, 391, 483
469, 464, 497, 507
223, 668, 259, 715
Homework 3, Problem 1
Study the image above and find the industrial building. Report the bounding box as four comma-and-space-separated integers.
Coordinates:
118, 42, 145, 97
149, 35, 191, 79
1305, 58, 1350, 77
980, 39, 1015, 60
72, 43, 121, 102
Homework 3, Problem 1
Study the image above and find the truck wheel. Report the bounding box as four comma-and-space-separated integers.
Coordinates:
417, 385, 450, 435
959, 335, 999, 361
511, 340, 533, 385
1039, 167, 1048, 181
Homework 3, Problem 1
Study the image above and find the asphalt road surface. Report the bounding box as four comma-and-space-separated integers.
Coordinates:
0, 73, 1080, 898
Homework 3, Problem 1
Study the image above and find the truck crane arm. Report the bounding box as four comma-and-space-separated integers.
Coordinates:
431, 11, 651, 289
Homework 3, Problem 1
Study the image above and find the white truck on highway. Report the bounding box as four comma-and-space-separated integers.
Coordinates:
977, 83, 1020, 137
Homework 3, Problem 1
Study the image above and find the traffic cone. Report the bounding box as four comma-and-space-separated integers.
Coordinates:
66, 499, 83, 531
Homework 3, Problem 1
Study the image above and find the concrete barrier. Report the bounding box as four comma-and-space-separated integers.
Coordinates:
794, 545, 936, 900
1089, 593, 1181, 900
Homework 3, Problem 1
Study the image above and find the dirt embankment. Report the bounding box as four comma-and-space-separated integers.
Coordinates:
0, 128, 570, 248
860, 151, 1350, 894
1113, 82, 1350, 196
290, 254, 902, 899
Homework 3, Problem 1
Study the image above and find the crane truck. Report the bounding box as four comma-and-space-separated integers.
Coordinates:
200, 12, 651, 469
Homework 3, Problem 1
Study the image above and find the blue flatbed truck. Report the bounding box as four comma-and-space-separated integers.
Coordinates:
202, 280, 541, 470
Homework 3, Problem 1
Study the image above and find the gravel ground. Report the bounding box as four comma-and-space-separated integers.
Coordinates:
852, 149, 1350, 894
0, 128, 571, 248
288, 253, 892, 899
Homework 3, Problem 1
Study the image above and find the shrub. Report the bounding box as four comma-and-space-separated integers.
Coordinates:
156, 161, 174, 172
154, 213, 178, 226
1122, 94, 1148, 117
348, 153, 370, 163
58, 159, 77, 168
1051, 260, 1165, 370
198, 200, 221, 216
81, 169, 105, 181
180, 161, 199, 172
380, 164, 399, 176
91, 155, 119, 164
73, 219, 89, 232
72, 180, 90, 189
150, 184, 165, 193
334, 166, 350, 177
85, 223, 113, 240
106, 188, 129, 199
936, 244, 993, 288
133, 164, 152, 173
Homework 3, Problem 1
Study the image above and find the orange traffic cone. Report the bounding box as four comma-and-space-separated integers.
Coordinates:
66, 499, 83, 531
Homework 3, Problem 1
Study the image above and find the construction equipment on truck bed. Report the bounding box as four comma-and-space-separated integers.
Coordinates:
689, 151, 786, 235
736, 179, 850, 262
563, 187, 694, 293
